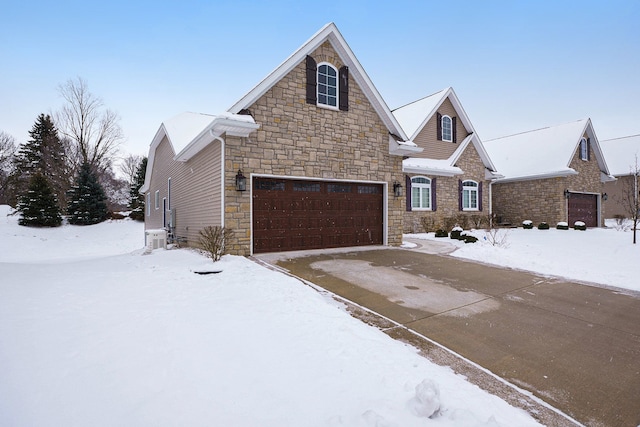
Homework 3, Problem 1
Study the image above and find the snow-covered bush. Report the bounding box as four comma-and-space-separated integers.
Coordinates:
485, 228, 510, 247
538, 222, 550, 230
434, 229, 448, 238
556, 221, 569, 230
522, 220, 533, 229
612, 214, 630, 231
408, 379, 441, 418
574, 221, 587, 231
450, 226, 464, 240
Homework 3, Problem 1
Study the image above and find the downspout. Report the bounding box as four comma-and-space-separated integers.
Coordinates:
489, 179, 494, 228
212, 133, 225, 228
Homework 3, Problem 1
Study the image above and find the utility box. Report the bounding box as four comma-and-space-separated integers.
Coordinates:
145, 229, 167, 251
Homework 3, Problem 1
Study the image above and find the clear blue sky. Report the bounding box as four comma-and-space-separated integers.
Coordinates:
1, 0, 638, 158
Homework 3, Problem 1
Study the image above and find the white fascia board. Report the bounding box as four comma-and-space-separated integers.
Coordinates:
494, 169, 578, 184
389, 136, 423, 156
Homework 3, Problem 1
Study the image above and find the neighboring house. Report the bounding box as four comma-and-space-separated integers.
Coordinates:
391, 87, 500, 232
484, 119, 613, 227
139, 23, 420, 255
600, 134, 640, 219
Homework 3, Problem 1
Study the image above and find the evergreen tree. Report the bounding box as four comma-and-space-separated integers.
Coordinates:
67, 162, 109, 225
17, 173, 62, 227
7, 114, 70, 208
128, 157, 147, 221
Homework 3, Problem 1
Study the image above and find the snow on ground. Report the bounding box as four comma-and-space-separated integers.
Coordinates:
406, 223, 640, 292
0, 205, 540, 427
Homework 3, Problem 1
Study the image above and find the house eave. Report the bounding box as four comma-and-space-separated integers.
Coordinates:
493, 169, 578, 184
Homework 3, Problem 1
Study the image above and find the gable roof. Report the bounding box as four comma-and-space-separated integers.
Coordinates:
139, 112, 258, 194
392, 87, 498, 176
599, 134, 640, 176
228, 22, 411, 145
484, 118, 611, 182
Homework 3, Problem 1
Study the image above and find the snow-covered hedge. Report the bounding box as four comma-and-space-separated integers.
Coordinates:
522, 220, 533, 229
556, 221, 569, 230
538, 222, 550, 230
450, 226, 464, 240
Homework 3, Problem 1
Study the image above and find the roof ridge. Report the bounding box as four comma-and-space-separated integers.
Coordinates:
485, 118, 588, 142
600, 133, 640, 142
391, 88, 449, 112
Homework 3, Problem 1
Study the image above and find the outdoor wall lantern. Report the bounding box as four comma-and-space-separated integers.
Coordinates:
564, 189, 570, 199
393, 181, 402, 198
235, 169, 247, 191
602, 193, 608, 201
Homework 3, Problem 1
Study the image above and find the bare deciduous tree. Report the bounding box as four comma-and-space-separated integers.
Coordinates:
0, 131, 17, 204
616, 155, 640, 244
119, 153, 143, 184
56, 77, 123, 174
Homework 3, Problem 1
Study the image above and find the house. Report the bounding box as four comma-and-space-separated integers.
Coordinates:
139, 23, 420, 255
599, 134, 640, 219
391, 87, 500, 232
483, 119, 613, 227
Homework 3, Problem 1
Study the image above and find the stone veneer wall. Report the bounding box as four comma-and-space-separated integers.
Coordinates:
223, 41, 404, 255
492, 138, 604, 227
403, 143, 490, 233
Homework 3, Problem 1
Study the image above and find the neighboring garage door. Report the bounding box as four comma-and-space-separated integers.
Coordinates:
568, 192, 598, 227
253, 177, 384, 253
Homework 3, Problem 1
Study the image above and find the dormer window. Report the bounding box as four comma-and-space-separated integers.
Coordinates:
317, 63, 338, 108
306, 55, 349, 111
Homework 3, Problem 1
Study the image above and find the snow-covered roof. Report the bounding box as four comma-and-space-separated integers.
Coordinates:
599, 134, 640, 176
391, 88, 448, 138
403, 157, 463, 176
228, 22, 411, 145
484, 119, 610, 182
139, 112, 259, 193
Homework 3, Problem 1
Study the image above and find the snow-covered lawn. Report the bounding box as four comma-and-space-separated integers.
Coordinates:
0, 205, 540, 427
405, 223, 640, 293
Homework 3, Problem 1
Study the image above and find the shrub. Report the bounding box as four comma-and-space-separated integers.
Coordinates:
450, 226, 464, 240
108, 211, 126, 220
455, 214, 469, 230
469, 215, 485, 229
443, 216, 458, 233
612, 214, 629, 231
538, 222, 550, 230
522, 220, 533, 229
420, 216, 437, 233
574, 221, 587, 231
485, 228, 510, 247
556, 221, 569, 230
463, 234, 478, 243
198, 226, 234, 261
434, 229, 448, 238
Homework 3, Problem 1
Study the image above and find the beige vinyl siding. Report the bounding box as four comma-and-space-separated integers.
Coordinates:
412, 98, 470, 160
145, 135, 223, 245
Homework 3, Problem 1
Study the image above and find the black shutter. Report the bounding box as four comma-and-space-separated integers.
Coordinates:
458, 179, 463, 211
587, 137, 591, 161
452, 116, 457, 143
431, 177, 437, 211
436, 112, 442, 141
405, 175, 412, 212
305, 55, 317, 105
478, 182, 483, 211
339, 65, 349, 111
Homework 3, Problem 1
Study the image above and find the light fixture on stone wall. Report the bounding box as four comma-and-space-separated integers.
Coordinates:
393, 181, 402, 197
602, 193, 608, 201
564, 189, 570, 199
235, 170, 246, 191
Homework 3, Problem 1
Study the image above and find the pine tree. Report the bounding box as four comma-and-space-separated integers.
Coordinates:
128, 157, 147, 221
67, 162, 109, 225
17, 173, 62, 227
7, 114, 70, 208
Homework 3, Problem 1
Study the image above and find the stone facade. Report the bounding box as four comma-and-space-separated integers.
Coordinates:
492, 137, 604, 226
404, 143, 491, 233
223, 41, 404, 255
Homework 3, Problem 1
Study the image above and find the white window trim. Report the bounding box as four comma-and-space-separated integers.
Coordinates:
167, 177, 171, 210
317, 62, 339, 111
146, 193, 151, 216
441, 115, 453, 142
154, 190, 160, 210
580, 138, 588, 161
462, 180, 479, 211
411, 176, 432, 211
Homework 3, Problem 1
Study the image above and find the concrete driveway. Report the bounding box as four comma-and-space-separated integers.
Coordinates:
257, 243, 640, 427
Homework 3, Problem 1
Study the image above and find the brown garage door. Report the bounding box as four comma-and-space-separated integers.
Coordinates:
253, 177, 384, 253
568, 193, 598, 227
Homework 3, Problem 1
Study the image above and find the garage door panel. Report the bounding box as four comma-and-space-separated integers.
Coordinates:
253, 178, 383, 253
568, 193, 598, 227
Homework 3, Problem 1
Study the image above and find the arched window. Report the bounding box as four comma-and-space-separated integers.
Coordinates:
317, 63, 338, 108
579, 137, 589, 161
441, 115, 453, 142
411, 176, 431, 210
462, 180, 478, 210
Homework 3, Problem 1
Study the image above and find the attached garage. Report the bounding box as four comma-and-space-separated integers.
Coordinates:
568, 192, 598, 227
252, 177, 384, 253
